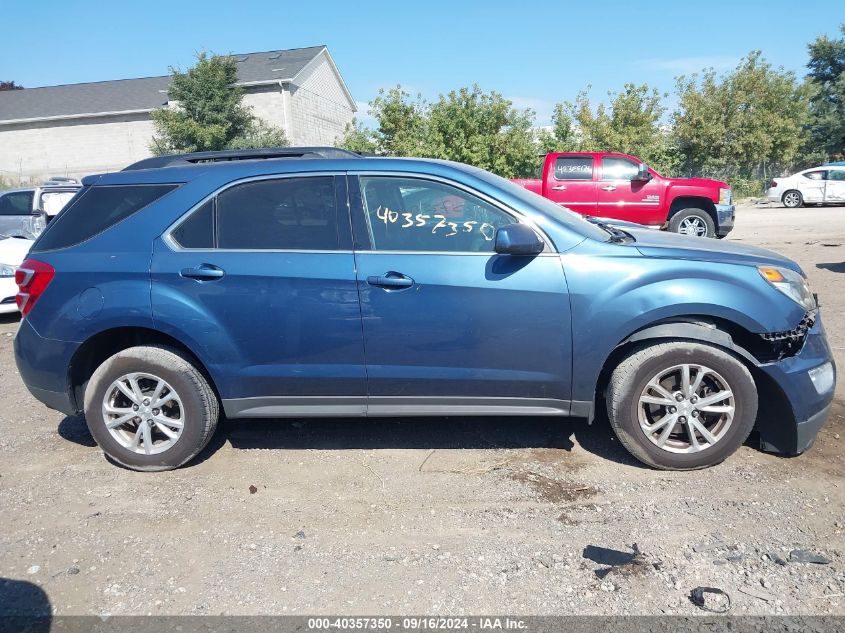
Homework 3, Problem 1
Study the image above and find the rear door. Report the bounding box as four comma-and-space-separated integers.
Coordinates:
800, 170, 827, 203
151, 174, 367, 417
596, 156, 664, 225
824, 169, 845, 203
544, 155, 597, 215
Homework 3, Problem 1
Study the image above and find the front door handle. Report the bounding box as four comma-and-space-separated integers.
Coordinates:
366, 272, 414, 289
551, 185, 567, 191
601, 185, 617, 192
180, 263, 225, 281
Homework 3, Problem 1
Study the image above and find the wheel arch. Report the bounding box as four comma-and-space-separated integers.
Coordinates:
591, 317, 795, 446
67, 326, 220, 415
667, 196, 718, 227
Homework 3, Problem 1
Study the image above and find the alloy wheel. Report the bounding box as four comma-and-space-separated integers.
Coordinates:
783, 192, 801, 208
678, 216, 708, 237
101, 372, 185, 455
637, 363, 735, 453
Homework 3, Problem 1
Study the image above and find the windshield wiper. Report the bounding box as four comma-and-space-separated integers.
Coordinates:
586, 217, 632, 243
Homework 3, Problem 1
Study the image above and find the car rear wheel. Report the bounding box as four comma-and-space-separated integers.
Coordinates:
83, 346, 219, 471
606, 341, 758, 470
668, 208, 715, 238
782, 190, 803, 208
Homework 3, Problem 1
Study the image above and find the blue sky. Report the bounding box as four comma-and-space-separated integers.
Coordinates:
2, 0, 842, 126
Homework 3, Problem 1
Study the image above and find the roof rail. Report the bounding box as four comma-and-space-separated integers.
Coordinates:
122, 146, 363, 171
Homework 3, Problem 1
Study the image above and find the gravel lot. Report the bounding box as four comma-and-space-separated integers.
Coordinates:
0, 203, 843, 617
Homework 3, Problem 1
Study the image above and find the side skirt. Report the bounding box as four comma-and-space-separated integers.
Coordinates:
222, 396, 593, 419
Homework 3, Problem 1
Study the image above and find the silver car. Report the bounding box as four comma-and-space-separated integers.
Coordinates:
0, 181, 80, 238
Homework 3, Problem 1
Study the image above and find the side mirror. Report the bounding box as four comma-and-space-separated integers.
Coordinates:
494, 224, 544, 256
635, 163, 651, 181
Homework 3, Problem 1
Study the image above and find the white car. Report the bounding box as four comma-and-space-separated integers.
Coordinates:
767, 166, 845, 208
0, 235, 33, 314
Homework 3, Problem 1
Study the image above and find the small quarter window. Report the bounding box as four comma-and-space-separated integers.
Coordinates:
172, 200, 214, 248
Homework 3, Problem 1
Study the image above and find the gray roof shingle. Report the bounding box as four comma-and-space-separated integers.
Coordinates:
0, 45, 326, 123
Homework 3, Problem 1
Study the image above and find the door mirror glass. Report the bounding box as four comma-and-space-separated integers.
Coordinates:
494, 224, 544, 255
635, 163, 651, 181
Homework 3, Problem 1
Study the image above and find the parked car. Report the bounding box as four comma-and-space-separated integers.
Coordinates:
512, 152, 734, 238
14, 148, 834, 472
0, 180, 81, 239
0, 235, 33, 314
767, 166, 845, 207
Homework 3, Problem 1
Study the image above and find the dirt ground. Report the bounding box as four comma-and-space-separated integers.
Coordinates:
0, 202, 843, 617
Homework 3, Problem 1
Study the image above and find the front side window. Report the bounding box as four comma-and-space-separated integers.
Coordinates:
215, 177, 338, 250
601, 157, 639, 181
827, 170, 845, 181
0, 191, 34, 216
359, 176, 514, 253
553, 156, 593, 181
803, 170, 826, 181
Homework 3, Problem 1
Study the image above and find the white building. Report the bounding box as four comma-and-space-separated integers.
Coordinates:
0, 46, 356, 182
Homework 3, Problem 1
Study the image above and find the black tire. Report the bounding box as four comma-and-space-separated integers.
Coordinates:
83, 346, 219, 471
782, 190, 803, 208
606, 341, 758, 470
668, 208, 716, 238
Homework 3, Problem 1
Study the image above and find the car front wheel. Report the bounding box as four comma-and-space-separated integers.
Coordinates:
83, 346, 219, 471
668, 208, 715, 237
606, 341, 758, 470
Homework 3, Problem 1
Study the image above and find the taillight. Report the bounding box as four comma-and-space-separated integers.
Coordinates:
770, 179, 778, 188
15, 259, 55, 316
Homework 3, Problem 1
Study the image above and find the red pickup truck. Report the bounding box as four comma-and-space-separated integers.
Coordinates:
513, 152, 734, 238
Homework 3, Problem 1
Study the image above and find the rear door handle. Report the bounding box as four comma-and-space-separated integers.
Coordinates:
366, 272, 414, 289
601, 185, 617, 192
180, 263, 225, 281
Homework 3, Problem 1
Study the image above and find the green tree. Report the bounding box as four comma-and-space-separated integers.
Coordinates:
338, 84, 539, 178
547, 84, 682, 175
805, 24, 845, 160
150, 52, 287, 154
673, 51, 810, 180
0, 81, 23, 91
425, 85, 538, 178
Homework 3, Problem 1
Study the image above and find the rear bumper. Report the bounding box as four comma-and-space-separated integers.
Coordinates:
14, 317, 79, 416
715, 203, 735, 236
756, 314, 836, 455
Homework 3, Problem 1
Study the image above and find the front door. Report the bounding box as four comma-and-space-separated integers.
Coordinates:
151, 174, 367, 417
350, 174, 573, 415
544, 154, 597, 215
596, 156, 665, 226
824, 169, 845, 204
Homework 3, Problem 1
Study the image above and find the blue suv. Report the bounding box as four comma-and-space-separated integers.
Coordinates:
13, 148, 836, 471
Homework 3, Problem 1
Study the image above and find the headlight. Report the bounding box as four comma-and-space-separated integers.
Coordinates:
719, 188, 732, 205
758, 266, 816, 311
0, 264, 16, 278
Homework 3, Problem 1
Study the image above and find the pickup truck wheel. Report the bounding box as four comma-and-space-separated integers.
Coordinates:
668, 208, 715, 237
83, 346, 219, 472
606, 341, 757, 470
782, 190, 803, 208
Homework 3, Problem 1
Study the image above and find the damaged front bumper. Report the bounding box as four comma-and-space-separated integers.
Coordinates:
755, 312, 836, 455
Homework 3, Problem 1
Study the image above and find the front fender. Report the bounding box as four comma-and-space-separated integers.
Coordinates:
561, 249, 806, 402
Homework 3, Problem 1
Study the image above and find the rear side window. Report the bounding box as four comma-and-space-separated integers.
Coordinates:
0, 191, 34, 216
803, 171, 826, 180
553, 156, 593, 180
33, 184, 177, 252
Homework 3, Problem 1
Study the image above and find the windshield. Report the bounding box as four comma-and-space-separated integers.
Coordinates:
469, 168, 610, 241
